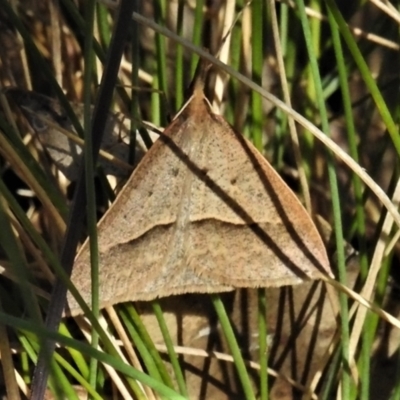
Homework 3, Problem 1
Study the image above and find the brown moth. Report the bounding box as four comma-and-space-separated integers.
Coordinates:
66, 78, 333, 316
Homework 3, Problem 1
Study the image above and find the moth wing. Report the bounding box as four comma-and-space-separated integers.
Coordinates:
67, 111, 233, 316
186, 114, 331, 288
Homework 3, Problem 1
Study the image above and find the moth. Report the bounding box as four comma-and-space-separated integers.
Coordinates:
66, 78, 332, 316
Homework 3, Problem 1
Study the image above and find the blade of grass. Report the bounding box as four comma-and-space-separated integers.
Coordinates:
96, 2, 112, 48
0, 189, 42, 324
319, 345, 341, 400
154, 0, 168, 125
175, 0, 186, 110
77, 315, 146, 398
325, 0, 400, 157
152, 300, 189, 397
81, 0, 100, 395
326, 7, 373, 399
294, 1, 350, 398
59, 323, 89, 379
211, 294, 256, 400
257, 289, 268, 400
22, 332, 79, 399
55, 353, 103, 400
191, 0, 205, 75
129, 2, 141, 167
250, 0, 264, 151
0, 299, 21, 400
118, 308, 165, 385
124, 304, 176, 390
268, 0, 312, 213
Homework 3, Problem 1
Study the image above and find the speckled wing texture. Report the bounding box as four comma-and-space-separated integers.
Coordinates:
66, 84, 332, 317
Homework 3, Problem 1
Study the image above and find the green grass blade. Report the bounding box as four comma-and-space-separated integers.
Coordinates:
211, 294, 256, 400
325, 0, 400, 157
295, 1, 351, 397
152, 300, 189, 397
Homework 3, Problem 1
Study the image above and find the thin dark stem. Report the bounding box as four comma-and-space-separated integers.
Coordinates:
29, 1, 138, 399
